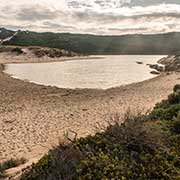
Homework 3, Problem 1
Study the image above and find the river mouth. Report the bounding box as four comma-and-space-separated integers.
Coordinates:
4, 55, 165, 89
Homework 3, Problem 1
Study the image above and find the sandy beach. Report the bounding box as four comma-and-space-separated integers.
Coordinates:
0, 53, 180, 175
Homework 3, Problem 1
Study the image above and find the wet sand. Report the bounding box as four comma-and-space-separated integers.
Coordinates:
0, 53, 180, 173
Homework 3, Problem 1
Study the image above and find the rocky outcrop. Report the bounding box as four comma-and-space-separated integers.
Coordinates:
149, 55, 180, 72
149, 64, 165, 72
158, 55, 180, 72
136, 61, 143, 64
150, 71, 160, 75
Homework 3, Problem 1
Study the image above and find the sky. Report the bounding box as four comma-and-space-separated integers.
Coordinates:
0, 0, 180, 35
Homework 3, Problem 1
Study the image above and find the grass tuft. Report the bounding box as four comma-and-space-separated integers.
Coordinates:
0, 158, 26, 177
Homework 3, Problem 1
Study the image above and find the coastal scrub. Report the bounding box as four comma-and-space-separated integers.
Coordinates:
21, 85, 180, 180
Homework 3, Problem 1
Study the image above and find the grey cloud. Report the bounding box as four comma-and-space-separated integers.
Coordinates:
16, 5, 60, 22
124, 0, 180, 7
73, 0, 180, 9
0, 24, 38, 31
68, 1, 93, 8
107, 24, 175, 34
128, 12, 180, 20
10, 3, 180, 25
73, 9, 180, 24
94, 0, 118, 7
94, 0, 132, 8
43, 21, 75, 30
1, 0, 180, 35
108, 27, 148, 32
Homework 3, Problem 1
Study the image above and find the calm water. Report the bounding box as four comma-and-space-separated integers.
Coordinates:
4, 55, 165, 89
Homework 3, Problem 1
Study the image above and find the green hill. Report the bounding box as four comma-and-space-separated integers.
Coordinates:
0, 28, 15, 39
1, 28, 180, 55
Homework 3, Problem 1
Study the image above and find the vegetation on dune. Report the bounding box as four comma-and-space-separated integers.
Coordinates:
0, 158, 26, 178
21, 85, 180, 180
0, 45, 80, 58
11, 47, 24, 55
30, 47, 79, 58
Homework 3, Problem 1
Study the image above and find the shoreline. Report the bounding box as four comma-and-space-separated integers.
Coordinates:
0, 54, 179, 178
0, 53, 105, 64
2, 64, 161, 92
1, 53, 164, 91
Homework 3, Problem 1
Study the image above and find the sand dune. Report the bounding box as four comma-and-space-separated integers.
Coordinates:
0, 54, 179, 179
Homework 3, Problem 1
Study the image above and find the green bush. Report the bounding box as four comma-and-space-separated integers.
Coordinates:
174, 84, 180, 92
21, 155, 50, 180
150, 104, 180, 121
170, 115, 180, 135
168, 92, 180, 104
11, 47, 23, 55
0, 158, 26, 178
21, 146, 82, 180
0, 158, 26, 172
150, 90, 180, 121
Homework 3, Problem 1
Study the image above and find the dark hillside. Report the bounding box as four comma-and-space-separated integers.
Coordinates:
2, 28, 180, 55
0, 28, 14, 39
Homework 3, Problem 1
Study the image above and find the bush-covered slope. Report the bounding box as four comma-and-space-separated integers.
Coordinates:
2, 28, 180, 55
0, 45, 80, 58
21, 85, 180, 180
0, 28, 14, 40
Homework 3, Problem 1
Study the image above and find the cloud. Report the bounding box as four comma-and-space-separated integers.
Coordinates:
0, 0, 180, 35
71, 5, 180, 23
127, 0, 180, 7
42, 21, 75, 31
16, 5, 59, 22
94, 0, 131, 8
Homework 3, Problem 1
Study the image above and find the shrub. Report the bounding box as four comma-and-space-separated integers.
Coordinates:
21, 115, 180, 180
21, 155, 50, 180
150, 104, 180, 121
0, 158, 26, 177
21, 145, 82, 180
150, 89, 180, 121
168, 92, 180, 104
170, 115, 180, 135
154, 88, 180, 109
11, 47, 23, 55
174, 84, 180, 92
